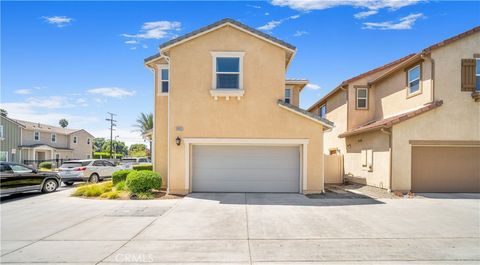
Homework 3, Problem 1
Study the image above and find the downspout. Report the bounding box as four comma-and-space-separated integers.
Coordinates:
380, 127, 392, 192
161, 50, 172, 194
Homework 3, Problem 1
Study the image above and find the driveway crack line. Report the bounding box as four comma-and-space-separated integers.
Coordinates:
245, 193, 253, 265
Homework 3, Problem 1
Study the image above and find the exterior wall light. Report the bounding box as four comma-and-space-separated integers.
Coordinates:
176, 136, 181, 146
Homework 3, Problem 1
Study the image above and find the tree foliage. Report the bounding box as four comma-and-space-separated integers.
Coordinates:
59, 118, 69, 128
133, 112, 153, 135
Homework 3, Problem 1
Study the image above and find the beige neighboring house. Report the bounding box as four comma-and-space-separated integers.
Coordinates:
13, 119, 95, 165
309, 26, 480, 193
145, 18, 333, 195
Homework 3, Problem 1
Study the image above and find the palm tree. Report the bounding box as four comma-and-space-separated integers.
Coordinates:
59, 118, 69, 128
133, 112, 153, 135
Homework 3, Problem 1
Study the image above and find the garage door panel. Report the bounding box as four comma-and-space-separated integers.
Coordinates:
192, 145, 300, 193
412, 146, 480, 193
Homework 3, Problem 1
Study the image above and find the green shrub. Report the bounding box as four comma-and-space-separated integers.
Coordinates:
72, 181, 112, 197
135, 192, 154, 200
115, 181, 127, 191
133, 164, 153, 171
112, 170, 133, 185
93, 152, 123, 159
39, 162, 52, 169
126, 170, 162, 194
100, 191, 120, 199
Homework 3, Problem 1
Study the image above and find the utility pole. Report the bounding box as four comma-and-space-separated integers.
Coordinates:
105, 112, 117, 159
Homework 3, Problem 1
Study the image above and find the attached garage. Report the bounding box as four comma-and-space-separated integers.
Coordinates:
192, 145, 300, 193
411, 145, 480, 192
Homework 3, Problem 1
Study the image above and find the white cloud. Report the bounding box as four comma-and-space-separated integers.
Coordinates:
354, 10, 378, 19
142, 44, 148, 49
306, 83, 321, 90
122, 21, 181, 39
363, 13, 425, 30
1, 96, 96, 127
247, 4, 261, 9
294, 30, 308, 37
42, 16, 73, 27
130, 47, 137, 50
14, 89, 33, 95
265, 12, 270, 16
87, 87, 135, 98
270, 0, 422, 11
76, 98, 88, 107
257, 14, 301, 31
125, 40, 138, 44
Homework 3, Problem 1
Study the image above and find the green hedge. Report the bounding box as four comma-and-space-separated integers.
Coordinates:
133, 164, 153, 171
112, 169, 133, 185
93, 152, 124, 159
126, 170, 162, 194
39, 162, 53, 169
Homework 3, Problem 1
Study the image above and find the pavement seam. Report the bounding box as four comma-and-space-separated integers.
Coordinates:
94, 198, 183, 265
245, 193, 253, 265
0, 200, 120, 257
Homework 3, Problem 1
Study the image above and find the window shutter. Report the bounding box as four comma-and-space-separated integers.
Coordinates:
461, 59, 476, 91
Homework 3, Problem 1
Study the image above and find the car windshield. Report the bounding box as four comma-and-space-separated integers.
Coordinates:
10, 164, 33, 173
60, 161, 90, 168
121, 159, 136, 163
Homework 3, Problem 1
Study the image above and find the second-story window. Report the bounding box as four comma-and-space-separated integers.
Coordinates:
319, 104, 327, 118
158, 65, 169, 94
34, 131, 40, 141
407, 65, 421, 95
87, 138, 91, 145
356, 87, 368, 110
284, 88, 291, 104
51, 134, 56, 143
212, 52, 244, 90
73, 136, 77, 144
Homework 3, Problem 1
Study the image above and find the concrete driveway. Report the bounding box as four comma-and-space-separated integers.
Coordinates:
1, 189, 479, 264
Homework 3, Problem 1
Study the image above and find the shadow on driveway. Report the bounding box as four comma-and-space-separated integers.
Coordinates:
187, 192, 385, 206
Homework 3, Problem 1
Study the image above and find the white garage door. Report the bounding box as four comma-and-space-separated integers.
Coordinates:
192, 145, 300, 193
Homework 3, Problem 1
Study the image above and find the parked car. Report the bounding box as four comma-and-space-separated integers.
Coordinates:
0, 162, 61, 196
119, 157, 151, 169
58, 159, 119, 185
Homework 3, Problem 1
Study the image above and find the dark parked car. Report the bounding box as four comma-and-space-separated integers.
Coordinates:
0, 162, 61, 196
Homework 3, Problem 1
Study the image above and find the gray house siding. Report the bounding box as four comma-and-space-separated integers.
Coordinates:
0, 116, 22, 163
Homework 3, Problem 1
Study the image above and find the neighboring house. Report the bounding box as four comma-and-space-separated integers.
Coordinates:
145, 18, 333, 195
0, 115, 26, 163
10, 119, 95, 164
308, 26, 480, 193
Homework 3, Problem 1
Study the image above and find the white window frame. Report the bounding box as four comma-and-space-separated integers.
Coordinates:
407, 64, 421, 96
34, 131, 40, 141
73, 136, 77, 144
51, 133, 56, 143
210, 52, 245, 99
476, 59, 480, 91
0, 125, 4, 139
356, 87, 368, 110
319, 104, 327, 118
284, 88, 292, 104
157, 64, 169, 96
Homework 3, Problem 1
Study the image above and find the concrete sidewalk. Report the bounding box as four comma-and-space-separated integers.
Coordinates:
1, 189, 479, 264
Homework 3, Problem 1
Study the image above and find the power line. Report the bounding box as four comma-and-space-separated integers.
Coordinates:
105, 112, 117, 159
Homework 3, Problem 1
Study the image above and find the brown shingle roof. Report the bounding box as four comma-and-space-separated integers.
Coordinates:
338, 100, 443, 138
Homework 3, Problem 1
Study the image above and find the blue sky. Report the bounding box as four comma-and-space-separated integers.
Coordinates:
2, 1, 479, 146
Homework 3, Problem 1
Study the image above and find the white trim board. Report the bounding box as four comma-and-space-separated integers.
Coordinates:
183, 138, 309, 193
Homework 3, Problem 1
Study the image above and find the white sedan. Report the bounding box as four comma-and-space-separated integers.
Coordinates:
58, 159, 119, 185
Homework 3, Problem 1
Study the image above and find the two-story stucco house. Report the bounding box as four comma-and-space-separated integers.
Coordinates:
145, 19, 333, 195
309, 26, 480, 193
6, 119, 95, 165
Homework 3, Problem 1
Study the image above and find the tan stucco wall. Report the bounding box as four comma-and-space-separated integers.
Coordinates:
154, 25, 325, 194
22, 129, 69, 148
391, 32, 480, 191
344, 130, 391, 189
69, 130, 93, 159
153, 64, 169, 187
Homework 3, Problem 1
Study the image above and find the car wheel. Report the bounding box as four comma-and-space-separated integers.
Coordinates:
63, 182, 74, 186
42, 179, 58, 193
89, 174, 99, 183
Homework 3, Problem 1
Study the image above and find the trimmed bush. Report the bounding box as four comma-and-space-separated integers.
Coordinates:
115, 181, 127, 191
132, 164, 153, 171
93, 152, 123, 159
112, 169, 133, 185
126, 170, 162, 194
39, 162, 53, 169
